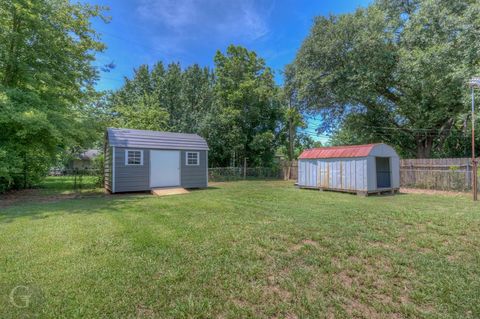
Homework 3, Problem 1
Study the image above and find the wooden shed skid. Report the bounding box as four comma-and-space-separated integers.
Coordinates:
298, 185, 399, 196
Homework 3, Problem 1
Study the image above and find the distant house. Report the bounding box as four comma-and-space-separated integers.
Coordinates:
297, 143, 400, 196
67, 149, 100, 170
104, 128, 209, 193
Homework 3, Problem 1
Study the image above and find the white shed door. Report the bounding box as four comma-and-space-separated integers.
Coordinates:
150, 150, 180, 187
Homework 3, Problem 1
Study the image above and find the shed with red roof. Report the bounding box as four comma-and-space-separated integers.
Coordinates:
297, 143, 400, 195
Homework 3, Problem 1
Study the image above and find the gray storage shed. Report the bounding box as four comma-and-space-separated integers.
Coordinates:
297, 143, 400, 195
104, 128, 209, 193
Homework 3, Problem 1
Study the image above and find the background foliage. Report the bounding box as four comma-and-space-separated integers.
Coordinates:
0, 0, 107, 192
107, 45, 302, 167
290, 0, 480, 158
3, 0, 480, 193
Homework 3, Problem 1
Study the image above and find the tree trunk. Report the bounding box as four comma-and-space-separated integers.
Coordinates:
288, 117, 294, 161
23, 152, 27, 189
416, 136, 434, 158
3, 7, 20, 86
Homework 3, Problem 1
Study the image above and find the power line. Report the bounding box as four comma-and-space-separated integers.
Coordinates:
304, 119, 463, 134
301, 113, 468, 134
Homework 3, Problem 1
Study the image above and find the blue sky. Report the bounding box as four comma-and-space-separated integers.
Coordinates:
88, 0, 371, 142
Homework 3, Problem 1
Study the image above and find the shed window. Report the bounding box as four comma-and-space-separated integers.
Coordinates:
125, 150, 143, 165
186, 152, 199, 166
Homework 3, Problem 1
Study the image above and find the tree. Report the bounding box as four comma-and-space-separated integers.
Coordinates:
109, 65, 170, 130
282, 64, 307, 162
207, 45, 282, 166
108, 62, 214, 133
0, 0, 107, 191
291, 0, 480, 158
179, 64, 214, 133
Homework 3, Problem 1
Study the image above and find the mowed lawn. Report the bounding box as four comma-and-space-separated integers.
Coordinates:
1, 180, 479, 318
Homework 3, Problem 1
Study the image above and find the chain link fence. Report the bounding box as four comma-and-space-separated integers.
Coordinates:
46, 169, 102, 191
208, 166, 283, 182
46, 166, 283, 190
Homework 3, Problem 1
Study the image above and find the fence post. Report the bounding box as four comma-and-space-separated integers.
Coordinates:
467, 162, 470, 190
285, 161, 291, 181
243, 158, 247, 180
73, 170, 77, 190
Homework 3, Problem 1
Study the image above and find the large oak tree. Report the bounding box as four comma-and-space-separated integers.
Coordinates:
291, 0, 480, 158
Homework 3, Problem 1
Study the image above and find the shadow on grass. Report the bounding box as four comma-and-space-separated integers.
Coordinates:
0, 192, 149, 224
0, 185, 217, 224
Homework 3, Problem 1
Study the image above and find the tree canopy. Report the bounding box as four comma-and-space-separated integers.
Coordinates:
0, 0, 107, 191
291, 0, 480, 158
107, 45, 285, 167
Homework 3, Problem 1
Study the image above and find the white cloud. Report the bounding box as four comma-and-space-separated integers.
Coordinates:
136, 0, 274, 41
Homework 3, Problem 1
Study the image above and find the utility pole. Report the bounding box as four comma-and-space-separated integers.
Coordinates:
287, 96, 295, 181
469, 78, 480, 201
472, 87, 477, 201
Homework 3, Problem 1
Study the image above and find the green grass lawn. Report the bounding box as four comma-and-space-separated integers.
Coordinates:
1, 180, 479, 318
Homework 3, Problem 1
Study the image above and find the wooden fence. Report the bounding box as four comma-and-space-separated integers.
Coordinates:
400, 158, 475, 191
283, 161, 298, 181
208, 166, 282, 182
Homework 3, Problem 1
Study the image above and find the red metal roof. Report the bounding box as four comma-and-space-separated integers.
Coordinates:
299, 144, 379, 159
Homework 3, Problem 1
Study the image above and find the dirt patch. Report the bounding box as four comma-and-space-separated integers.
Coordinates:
0, 189, 40, 208
400, 188, 468, 197
265, 284, 292, 300
343, 297, 404, 319
337, 271, 355, 288
343, 298, 383, 318
333, 255, 409, 313
291, 239, 320, 252
447, 254, 457, 262
231, 297, 249, 309
136, 305, 155, 318
152, 271, 164, 280
264, 272, 292, 302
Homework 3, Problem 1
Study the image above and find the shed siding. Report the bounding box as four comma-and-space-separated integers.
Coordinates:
180, 150, 208, 188
111, 147, 208, 192
367, 156, 376, 191
391, 156, 400, 188
369, 144, 398, 158
318, 161, 326, 187
298, 161, 305, 185
104, 145, 112, 191
298, 157, 368, 191
114, 147, 150, 192
327, 158, 367, 191
356, 158, 367, 190
298, 160, 316, 187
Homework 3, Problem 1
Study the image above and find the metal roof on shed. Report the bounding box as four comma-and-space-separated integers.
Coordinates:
299, 144, 379, 159
107, 128, 209, 150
